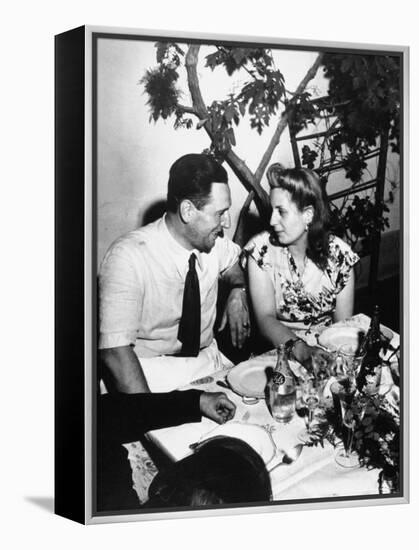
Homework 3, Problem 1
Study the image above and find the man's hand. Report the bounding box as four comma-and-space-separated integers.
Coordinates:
199, 391, 236, 424
218, 288, 250, 349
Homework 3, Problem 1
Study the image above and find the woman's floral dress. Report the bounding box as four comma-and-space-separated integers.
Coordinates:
243, 232, 359, 331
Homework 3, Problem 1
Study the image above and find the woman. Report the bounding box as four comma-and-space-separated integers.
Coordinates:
244, 164, 359, 367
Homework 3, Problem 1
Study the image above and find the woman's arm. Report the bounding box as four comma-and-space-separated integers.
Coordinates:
334, 267, 355, 322
247, 256, 296, 346
248, 256, 329, 367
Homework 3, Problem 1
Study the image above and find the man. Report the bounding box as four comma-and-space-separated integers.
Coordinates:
98, 389, 236, 511
99, 153, 249, 393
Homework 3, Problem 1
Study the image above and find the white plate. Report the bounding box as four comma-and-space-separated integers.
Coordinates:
227, 355, 302, 398
227, 362, 269, 398
318, 326, 366, 352
197, 421, 276, 466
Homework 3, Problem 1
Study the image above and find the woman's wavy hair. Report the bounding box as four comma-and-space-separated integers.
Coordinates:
267, 163, 331, 271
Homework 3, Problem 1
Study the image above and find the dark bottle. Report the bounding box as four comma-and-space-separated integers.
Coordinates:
356, 305, 382, 391
268, 344, 296, 423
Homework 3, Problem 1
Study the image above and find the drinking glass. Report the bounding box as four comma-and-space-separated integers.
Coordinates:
330, 379, 359, 468
363, 365, 393, 397
296, 376, 327, 443
311, 352, 336, 382
338, 343, 365, 377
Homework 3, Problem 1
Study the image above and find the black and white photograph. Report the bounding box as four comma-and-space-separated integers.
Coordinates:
5, 0, 419, 546
90, 29, 406, 520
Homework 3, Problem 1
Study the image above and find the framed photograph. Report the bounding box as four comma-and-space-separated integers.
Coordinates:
55, 25, 409, 525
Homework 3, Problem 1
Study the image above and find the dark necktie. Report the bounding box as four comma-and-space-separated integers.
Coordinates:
177, 253, 201, 357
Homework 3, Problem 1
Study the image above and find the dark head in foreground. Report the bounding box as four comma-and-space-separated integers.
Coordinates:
145, 436, 272, 508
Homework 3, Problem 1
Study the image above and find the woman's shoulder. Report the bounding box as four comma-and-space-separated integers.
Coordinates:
242, 231, 276, 269
328, 234, 351, 251
243, 230, 273, 254
328, 234, 355, 253
327, 234, 359, 266
245, 230, 270, 247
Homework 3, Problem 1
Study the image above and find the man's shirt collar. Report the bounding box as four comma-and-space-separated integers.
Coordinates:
161, 214, 203, 274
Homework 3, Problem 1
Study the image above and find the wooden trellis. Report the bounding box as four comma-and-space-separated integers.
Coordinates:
288, 97, 389, 295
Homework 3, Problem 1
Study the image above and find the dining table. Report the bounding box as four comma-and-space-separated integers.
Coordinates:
129, 313, 400, 503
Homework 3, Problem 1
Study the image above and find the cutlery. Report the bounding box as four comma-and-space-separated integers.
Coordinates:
268, 444, 304, 473
241, 411, 250, 422
216, 377, 236, 391
190, 375, 214, 385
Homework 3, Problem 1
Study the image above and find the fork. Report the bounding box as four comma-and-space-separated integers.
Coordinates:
241, 411, 250, 422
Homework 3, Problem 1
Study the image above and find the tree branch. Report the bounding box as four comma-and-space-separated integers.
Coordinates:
233, 190, 255, 243
254, 52, 325, 183
185, 44, 269, 213
177, 104, 199, 116
185, 45, 208, 116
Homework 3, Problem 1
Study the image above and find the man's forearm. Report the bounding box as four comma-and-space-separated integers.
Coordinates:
100, 346, 151, 393
219, 260, 250, 348
222, 260, 246, 288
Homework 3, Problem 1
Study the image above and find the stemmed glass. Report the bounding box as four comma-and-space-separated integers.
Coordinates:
331, 376, 359, 468
338, 343, 365, 378
296, 360, 330, 443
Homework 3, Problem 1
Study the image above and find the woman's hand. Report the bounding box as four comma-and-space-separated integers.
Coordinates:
292, 340, 332, 371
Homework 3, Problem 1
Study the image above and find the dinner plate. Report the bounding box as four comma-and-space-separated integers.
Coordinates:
227, 362, 269, 398
318, 326, 366, 353
227, 356, 302, 398
196, 421, 276, 466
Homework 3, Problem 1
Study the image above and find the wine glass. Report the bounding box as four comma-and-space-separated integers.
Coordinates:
311, 351, 336, 382
364, 364, 393, 397
296, 376, 326, 443
338, 343, 365, 377
330, 378, 359, 468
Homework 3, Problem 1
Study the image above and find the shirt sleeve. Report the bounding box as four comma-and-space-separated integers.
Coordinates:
328, 235, 360, 293
98, 390, 203, 444
98, 240, 144, 349
214, 235, 241, 275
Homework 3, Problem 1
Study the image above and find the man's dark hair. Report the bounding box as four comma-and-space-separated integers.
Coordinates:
166, 153, 228, 213
145, 437, 272, 508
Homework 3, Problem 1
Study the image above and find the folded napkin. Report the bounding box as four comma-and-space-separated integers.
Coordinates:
140, 340, 232, 392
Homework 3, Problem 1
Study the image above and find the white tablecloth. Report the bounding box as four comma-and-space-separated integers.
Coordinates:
144, 313, 399, 501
